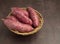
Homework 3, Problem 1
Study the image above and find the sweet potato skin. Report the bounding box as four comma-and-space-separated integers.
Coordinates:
2, 16, 34, 32
11, 7, 29, 17
6, 16, 17, 21
27, 7, 39, 27
11, 8, 32, 25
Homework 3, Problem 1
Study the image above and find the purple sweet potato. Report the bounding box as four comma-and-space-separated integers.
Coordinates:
11, 7, 29, 17
2, 16, 34, 32
27, 7, 39, 27
11, 8, 32, 25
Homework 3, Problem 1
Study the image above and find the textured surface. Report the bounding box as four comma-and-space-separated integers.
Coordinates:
0, 0, 60, 44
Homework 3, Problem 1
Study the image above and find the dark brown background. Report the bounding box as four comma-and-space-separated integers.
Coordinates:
0, 0, 60, 44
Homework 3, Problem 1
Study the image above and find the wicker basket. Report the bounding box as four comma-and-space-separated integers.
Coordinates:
8, 8, 44, 36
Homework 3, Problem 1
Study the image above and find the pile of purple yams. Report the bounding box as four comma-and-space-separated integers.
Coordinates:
2, 7, 40, 33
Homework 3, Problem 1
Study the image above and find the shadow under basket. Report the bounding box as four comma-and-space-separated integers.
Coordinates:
8, 8, 44, 36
